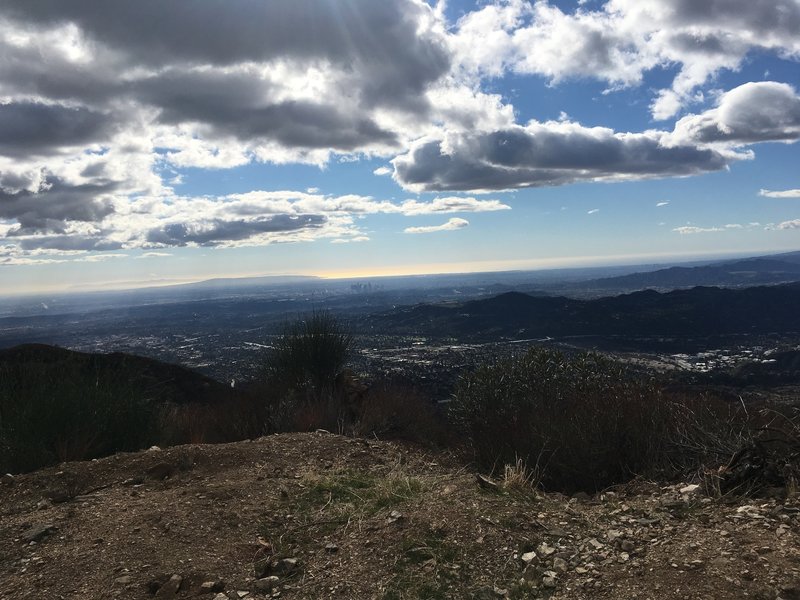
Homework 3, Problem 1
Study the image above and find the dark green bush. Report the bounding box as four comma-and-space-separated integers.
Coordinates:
263, 311, 353, 396
0, 358, 158, 473
449, 348, 675, 491
260, 311, 354, 431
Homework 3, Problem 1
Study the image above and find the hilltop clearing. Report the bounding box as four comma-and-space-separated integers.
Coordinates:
1, 433, 799, 600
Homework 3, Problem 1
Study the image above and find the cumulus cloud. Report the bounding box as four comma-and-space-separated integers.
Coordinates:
2, 1, 799, 261
393, 121, 729, 192
145, 215, 327, 247
0, 1, 450, 156
451, 0, 800, 119
404, 217, 469, 234
1, 188, 510, 259
392, 80, 800, 193
777, 219, 800, 230
760, 188, 800, 198
671, 82, 800, 146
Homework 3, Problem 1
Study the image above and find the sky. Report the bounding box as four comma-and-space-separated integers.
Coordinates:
0, 0, 799, 295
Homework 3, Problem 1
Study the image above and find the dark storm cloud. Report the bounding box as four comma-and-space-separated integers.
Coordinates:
0, 103, 114, 158
138, 71, 397, 150
0, 180, 116, 233
145, 214, 327, 247
17, 235, 121, 252
393, 125, 730, 192
1, 0, 449, 112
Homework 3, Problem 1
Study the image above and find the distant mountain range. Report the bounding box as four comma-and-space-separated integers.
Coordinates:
584, 251, 800, 292
369, 282, 800, 339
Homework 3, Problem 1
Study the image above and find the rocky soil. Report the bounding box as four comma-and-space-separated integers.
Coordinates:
1, 432, 799, 599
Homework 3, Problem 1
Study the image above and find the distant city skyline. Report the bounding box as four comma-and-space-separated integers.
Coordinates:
1, 0, 799, 295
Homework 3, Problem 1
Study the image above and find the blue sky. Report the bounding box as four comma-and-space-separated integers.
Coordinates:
0, 0, 799, 294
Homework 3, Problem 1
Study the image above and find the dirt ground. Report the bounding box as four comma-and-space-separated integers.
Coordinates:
1, 432, 799, 599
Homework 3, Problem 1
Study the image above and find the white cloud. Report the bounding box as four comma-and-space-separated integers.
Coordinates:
673, 226, 725, 234
399, 197, 510, 215
670, 82, 800, 147
777, 219, 800, 230
656, 201, 670, 207
587, 208, 600, 214
0, 188, 511, 258
451, 0, 800, 119
373, 166, 392, 176
673, 222, 758, 234
760, 188, 800, 198
330, 236, 370, 244
404, 217, 469, 234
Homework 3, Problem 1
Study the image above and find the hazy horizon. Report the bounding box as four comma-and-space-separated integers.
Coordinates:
1, 246, 793, 297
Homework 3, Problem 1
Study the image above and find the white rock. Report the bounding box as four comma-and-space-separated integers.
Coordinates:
537, 543, 556, 556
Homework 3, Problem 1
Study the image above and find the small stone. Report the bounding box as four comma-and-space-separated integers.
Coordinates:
199, 581, 225, 593
21, 524, 55, 543
155, 574, 183, 598
254, 577, 280, 592
537, 542, 556, 557
388, 510, 404, 524
711, 557, 729, 568
542, 575, 557, 588
254, 558, 271, 578
325, 543, 338, 553
606, 529, 623, 543
213, 594, 228, 600
680, 484, 701, 495
553, 557, 568, 572
521, 564, 538, 582
115, 575, 133, 585
620, 539, 635, 552
1, 473, 14, 485
521, 551, 538, 564
271, 558, 299, 577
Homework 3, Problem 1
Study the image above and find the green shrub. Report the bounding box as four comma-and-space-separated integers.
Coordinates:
260, 311, 354, 431
263, 311, 353, 396
448, 348, 674, 491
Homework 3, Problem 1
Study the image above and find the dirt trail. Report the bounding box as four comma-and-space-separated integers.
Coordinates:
1, 433, 799, 599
